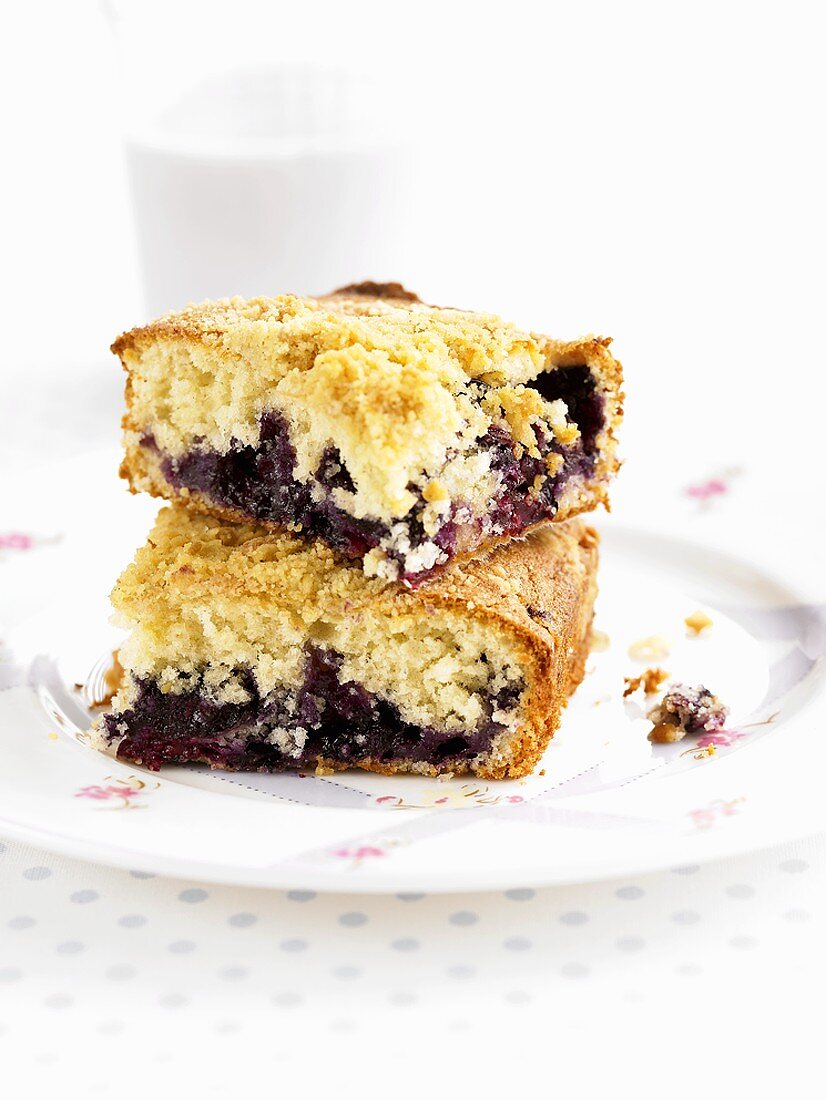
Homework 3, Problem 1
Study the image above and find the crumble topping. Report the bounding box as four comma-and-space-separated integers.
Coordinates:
623, 667, 669, 697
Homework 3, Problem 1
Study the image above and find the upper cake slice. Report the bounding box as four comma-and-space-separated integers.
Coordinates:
89, 506, 599, 781
115, 282, 622, 586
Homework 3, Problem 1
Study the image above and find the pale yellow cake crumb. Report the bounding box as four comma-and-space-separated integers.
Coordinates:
685, 610, 713, 636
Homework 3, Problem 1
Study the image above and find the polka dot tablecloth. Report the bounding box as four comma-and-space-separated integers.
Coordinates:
1, 831, 824, 1095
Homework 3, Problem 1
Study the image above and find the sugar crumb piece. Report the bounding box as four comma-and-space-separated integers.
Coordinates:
422, 479, 449, 503
591, 630, 610, 652
628, 634, 670, 662
685, 610, 713, 636
648, 721, 685, 744
538, 768, 546, 776
623, 667, 669, 697
437, 772, 454, 782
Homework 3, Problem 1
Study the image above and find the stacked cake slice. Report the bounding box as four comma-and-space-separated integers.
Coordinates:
92, 283, 623, 779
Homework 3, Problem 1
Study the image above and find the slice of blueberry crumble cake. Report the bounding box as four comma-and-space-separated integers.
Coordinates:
89, 506, 599, 780
114, 282, 622, 587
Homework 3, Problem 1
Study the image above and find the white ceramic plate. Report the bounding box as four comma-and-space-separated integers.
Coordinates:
1, 450, 824, 891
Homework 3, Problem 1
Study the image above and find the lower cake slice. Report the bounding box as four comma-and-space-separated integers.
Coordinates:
89, 506, 599, 780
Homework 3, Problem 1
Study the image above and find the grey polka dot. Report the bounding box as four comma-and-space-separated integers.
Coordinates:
561, 962, 590, 978
286, 890, 316, 902
280, 938, 308, 953
106, 965, 135, 981
391, 937, 420, 952
8, 916, 36, 930
447, 965, 476, 979
730, 935, 758, 950
676, 964, 702, 977
504, 888, 535, 901
616, 936, 645, 952
333, 966, 361, 980
726, 884, 755, 899
44, 994, 73, 1009
388, 992, 417, 1007
559, 910, 589, 926
784, 908, 811, 923
449, 910, 478, 926
23, 866, 51, 881
228, 912, 257, 928
98, 1021, 124, 1036
219, 966, 248, 981
56, 941, 84, 955
503, 936, 532, 951
672, 910, 700, 925
0, 841, 6, 854
396, 892, 425, 902
159, 993, 189, 1008
129, 870, 155, 879
70, 889, 99, 904
273, 992, 302, 1008
178, 888, 208, 904
505, 990, 532, 1004
616, 886, 644, 900
169, 940, 196, 954
671, 864, 700, 875
779, 859, 809, 874
118, 914, 147, 929
0, 968, 22, 984
338, 911, 368, 928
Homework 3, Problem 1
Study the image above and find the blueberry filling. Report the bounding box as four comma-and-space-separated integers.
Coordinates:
525, 365, 603, 451
147, 367, 604, 583
104, 647, 522, 773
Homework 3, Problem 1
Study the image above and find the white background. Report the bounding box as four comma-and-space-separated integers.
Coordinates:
1, 1, 825, 1095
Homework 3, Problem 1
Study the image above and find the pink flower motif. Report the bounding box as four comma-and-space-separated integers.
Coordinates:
696, 729, 745, 749
76, 783, 143, 801
0, 532, 33, 550
75, 784, 112, 801
686, 478, 728, 501
333, 845, 386, 860
506, 795, 525, 803
75, 781, 146, 806
688, 796, 745, 830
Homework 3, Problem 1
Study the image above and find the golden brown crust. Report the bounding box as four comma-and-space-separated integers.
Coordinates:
327, 281, 422, 303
